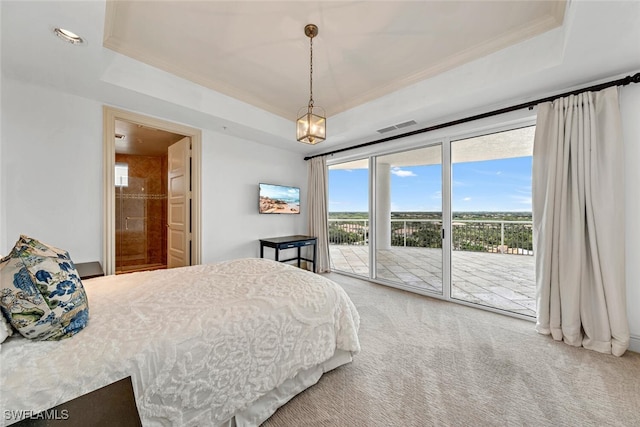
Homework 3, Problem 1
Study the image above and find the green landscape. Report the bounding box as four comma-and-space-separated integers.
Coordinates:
329, 211, 532, 221
328, 212, 533, 254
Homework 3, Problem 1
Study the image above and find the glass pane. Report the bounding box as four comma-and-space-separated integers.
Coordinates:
375, 145, 443, 293
451, 126, 535, 316
328, 159, 369, 277
116, 176, 148, 272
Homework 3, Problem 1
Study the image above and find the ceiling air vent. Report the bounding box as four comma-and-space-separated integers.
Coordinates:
376, 120, 417, 134
376, 126, 397, 134
395, 120, 417, 129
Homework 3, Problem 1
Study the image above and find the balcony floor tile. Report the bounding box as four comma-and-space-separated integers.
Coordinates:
330, 245, 536, 318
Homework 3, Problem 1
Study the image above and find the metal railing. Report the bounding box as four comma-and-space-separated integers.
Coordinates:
328, 219, 369, 245
328, 218, 533, 255
452, 220, 533, 255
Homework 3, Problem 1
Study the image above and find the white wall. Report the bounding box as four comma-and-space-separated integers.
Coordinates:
200, 130, 307, 263
1, 77, 308, 264
1, 79, 103, 259
621, 83, 640, 352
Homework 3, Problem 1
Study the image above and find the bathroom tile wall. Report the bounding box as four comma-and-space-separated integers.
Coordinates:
115, 153, 168, 270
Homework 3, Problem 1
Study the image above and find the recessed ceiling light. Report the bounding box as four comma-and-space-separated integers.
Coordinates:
53, 27, 84, 45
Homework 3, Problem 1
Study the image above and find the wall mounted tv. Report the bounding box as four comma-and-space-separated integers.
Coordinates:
259, 183, 300, 214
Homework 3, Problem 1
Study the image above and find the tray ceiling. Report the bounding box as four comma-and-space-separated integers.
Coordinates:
104, 1, 566, 121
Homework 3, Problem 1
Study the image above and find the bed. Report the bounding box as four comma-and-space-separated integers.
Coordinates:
0, 258, 361, 426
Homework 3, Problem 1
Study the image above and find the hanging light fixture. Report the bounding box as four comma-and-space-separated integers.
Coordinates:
296, 24, 326, 145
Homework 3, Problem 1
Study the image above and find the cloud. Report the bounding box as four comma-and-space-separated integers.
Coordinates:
391, 167, 416, 177
463, 197, 472, 201
432, 190, 442, 199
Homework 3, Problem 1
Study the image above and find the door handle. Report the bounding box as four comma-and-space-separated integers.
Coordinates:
124, 216, 145, 230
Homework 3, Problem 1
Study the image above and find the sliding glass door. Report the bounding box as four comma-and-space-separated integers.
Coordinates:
327, 124, 536, 319
328, 159, 370, 278
450, 127, 536, 316
374, 145, 443, 293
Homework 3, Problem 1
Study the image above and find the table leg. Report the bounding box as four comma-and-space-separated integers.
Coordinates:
313, 242, 317, 273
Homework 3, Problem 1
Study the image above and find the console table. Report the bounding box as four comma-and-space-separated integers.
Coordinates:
259, 235, 317, 273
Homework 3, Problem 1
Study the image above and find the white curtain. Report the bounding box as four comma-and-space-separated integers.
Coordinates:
307, 156, 331, 273
532, 86, 629, 356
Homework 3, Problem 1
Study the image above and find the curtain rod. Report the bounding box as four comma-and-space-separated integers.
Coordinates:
304, 71, 640, 161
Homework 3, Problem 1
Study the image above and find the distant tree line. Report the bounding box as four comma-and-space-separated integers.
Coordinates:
328, 212, 533, 253
328, 211, 532, 221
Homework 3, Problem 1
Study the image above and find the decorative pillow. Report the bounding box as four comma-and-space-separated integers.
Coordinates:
0, 235, 89, 340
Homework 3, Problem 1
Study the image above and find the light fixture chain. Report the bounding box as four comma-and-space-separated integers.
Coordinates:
309, 35, 314, 109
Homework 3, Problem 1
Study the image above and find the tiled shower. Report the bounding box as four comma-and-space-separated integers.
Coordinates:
115, 153, 168, 273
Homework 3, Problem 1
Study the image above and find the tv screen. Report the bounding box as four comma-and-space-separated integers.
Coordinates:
259, 183, 300, 214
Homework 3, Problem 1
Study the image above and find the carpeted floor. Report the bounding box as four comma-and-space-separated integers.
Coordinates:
262, 273, 640, 427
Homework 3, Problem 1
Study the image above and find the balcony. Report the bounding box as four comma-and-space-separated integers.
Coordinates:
329, 219, 536, 317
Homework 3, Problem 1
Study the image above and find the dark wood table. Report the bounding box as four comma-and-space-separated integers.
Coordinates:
259, 235, 317, 273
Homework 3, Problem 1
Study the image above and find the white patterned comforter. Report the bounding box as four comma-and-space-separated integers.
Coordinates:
0, 258, 361, 425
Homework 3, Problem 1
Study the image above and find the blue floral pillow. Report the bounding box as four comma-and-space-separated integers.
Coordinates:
0, 235, 89, 340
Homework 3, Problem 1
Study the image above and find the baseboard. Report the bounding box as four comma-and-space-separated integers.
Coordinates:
629, 334, 640, 354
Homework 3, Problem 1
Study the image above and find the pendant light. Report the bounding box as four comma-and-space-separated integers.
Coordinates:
296, 24, 326, 145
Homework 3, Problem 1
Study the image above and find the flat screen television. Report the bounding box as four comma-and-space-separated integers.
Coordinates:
259, 183, 300, 214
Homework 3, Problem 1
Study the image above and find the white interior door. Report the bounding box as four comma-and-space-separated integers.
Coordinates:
167, 137, 191, 268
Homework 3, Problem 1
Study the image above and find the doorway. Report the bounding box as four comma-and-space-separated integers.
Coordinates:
114, 120, 186, 274
103, 107, 203, 276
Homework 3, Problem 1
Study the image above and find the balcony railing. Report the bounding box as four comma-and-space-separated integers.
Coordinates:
328, 218, 533, 255
329, 219, 369, 245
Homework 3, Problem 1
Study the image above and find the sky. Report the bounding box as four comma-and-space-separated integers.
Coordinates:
328, 156, 532, 212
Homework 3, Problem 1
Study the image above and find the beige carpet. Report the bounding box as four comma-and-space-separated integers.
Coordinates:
263, 273, 640, 427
